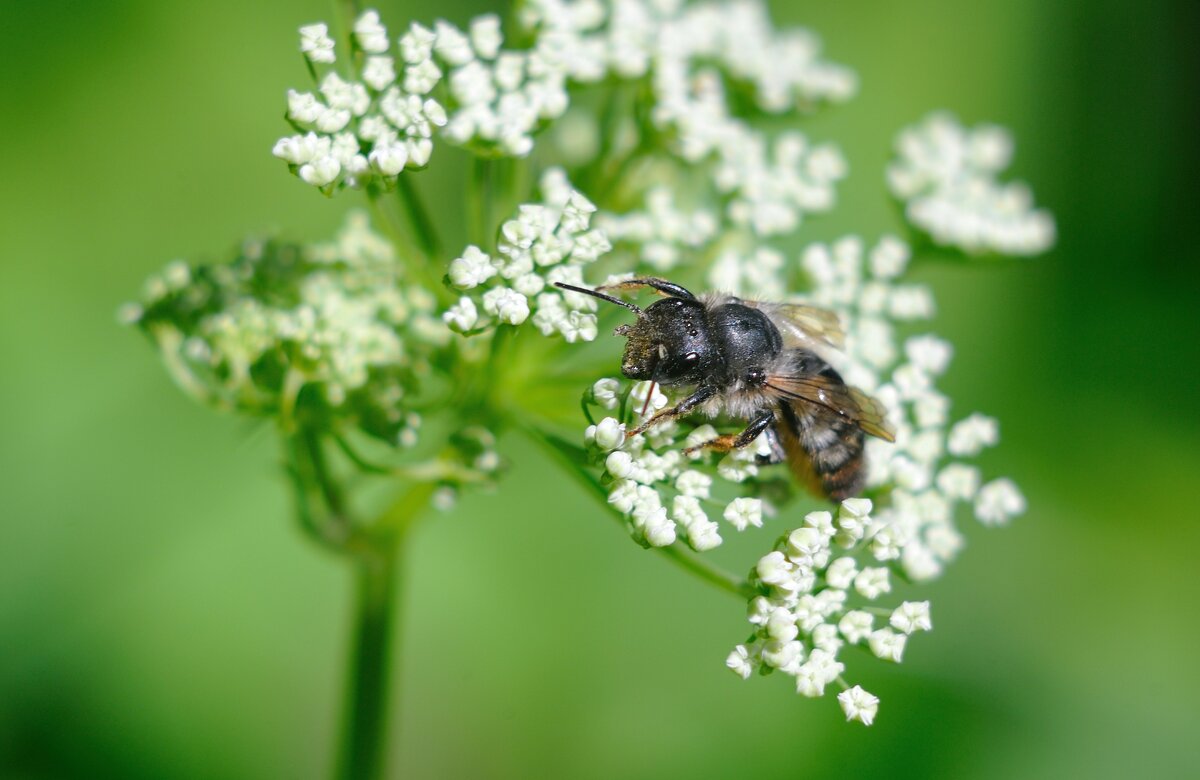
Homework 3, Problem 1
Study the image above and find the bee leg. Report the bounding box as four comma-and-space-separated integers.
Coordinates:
626, 385, 717, 438
596, 277, 697, 300
757, 423, 787, 465
682, 411, 775, 456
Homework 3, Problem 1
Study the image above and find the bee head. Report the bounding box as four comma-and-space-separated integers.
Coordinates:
553, 282, 719, 386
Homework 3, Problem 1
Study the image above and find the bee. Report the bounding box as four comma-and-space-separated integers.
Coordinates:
556, 278, 896, 501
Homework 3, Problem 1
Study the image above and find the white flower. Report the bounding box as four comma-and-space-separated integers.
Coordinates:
686, 519, 722, 552
469, 14, 503, 59
299, 23, 336, 64
890, 601, 932, 634
763, 639, 804, 670
448, 245, 496, 289
727, 644, 755, 680
481, 287, 529, 325
287, 89, 323, 124
723, 497, 763, 531
974, 478, 1026, 525
936, 463, 981, 500
362, 56, 396, 91
804, 510, 835, 539
840, 497, 873, 519
868, 628, 907, 662
605, 450, 634, 480
869, 235, 910, 278
400, 23, 436, 64
854, 567, 891, 600
405, 58, 443, 95
641, 506, 677, 547
786, 527, 827, 567
442, 297, 478, 331
756, 551, 796, 588
825, 557, 858, 589
592, 417, 625, 451
272, 132, 323, 165
559, 310, 598, 342
368, 136, 408, 176
354, 10, 389, 54
838, 686, 879, 726
434, 20, 474, 66
794, 649, 843, 697
591, 378, 621, 409
948, 413, 999, 456
299, 155, 340, 187
905, 335, 953, 375
675, 470, 712, 499
838, 610, 874, 644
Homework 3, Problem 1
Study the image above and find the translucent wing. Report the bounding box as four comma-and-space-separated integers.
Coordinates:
765, 373, 896, 442
745, 301, 846, 351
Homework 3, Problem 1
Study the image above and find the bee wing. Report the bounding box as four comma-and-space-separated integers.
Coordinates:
765, 374, 896, 442
745, 301, 846, 351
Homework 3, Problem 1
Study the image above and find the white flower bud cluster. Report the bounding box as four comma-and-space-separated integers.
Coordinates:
888, 112, 1057, 256
443, 169, 611, 340
796, 235, 1025, 580
433, 14, 575, 157
574, 231, 1024, 722
520, 1, 853, 239
728, 497, 935, 724
275, 10, 450, 192
581, 379, 788, 551
126, 212, 444, 445
596, 186, 718, 272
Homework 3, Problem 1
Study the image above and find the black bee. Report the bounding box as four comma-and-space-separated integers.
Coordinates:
556, 278, 895, 501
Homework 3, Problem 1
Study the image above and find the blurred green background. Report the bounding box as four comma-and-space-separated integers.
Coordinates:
2, 1, 1197, 778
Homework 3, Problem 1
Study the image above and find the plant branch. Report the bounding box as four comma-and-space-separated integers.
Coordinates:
395, 175, 442, 261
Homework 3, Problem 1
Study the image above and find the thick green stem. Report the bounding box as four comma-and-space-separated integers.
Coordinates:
336, 540, 398, 780
289, 423, 437, 780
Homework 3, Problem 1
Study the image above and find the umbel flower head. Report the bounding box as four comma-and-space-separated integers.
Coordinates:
123, 212, 442, 442
576, 235, 1025, 721
130, 0, 1054, 729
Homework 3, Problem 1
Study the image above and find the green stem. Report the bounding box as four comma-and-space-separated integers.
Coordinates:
523, 425, 755, 600
467, 156, 491, 248
366, 190, 454, 306
395, 175, 442, 261
288, 424, 438, 780
332, 480, 437, 779
336, 538, 398, 780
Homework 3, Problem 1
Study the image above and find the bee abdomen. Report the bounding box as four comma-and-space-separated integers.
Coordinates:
809, 423, 865, 501
780, 402, 867, 501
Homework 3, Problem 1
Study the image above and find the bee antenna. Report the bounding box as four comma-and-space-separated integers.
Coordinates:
553, 282, 642, 314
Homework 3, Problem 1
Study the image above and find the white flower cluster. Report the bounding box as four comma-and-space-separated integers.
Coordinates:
433, 14, 574, 157
126, 212, 445, 444
275, 11, 449, 191
582, 377, 789, 551
719, 235, 1025, 721
596, 186, 718, 271
522, 0, 853, 238
727, 497, 938, 727
276, 5, 598, 190
799, 235, 1026, 575
888, 112, 1056, 256
575, 231, 1024, 722
443, 169, 611, 339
